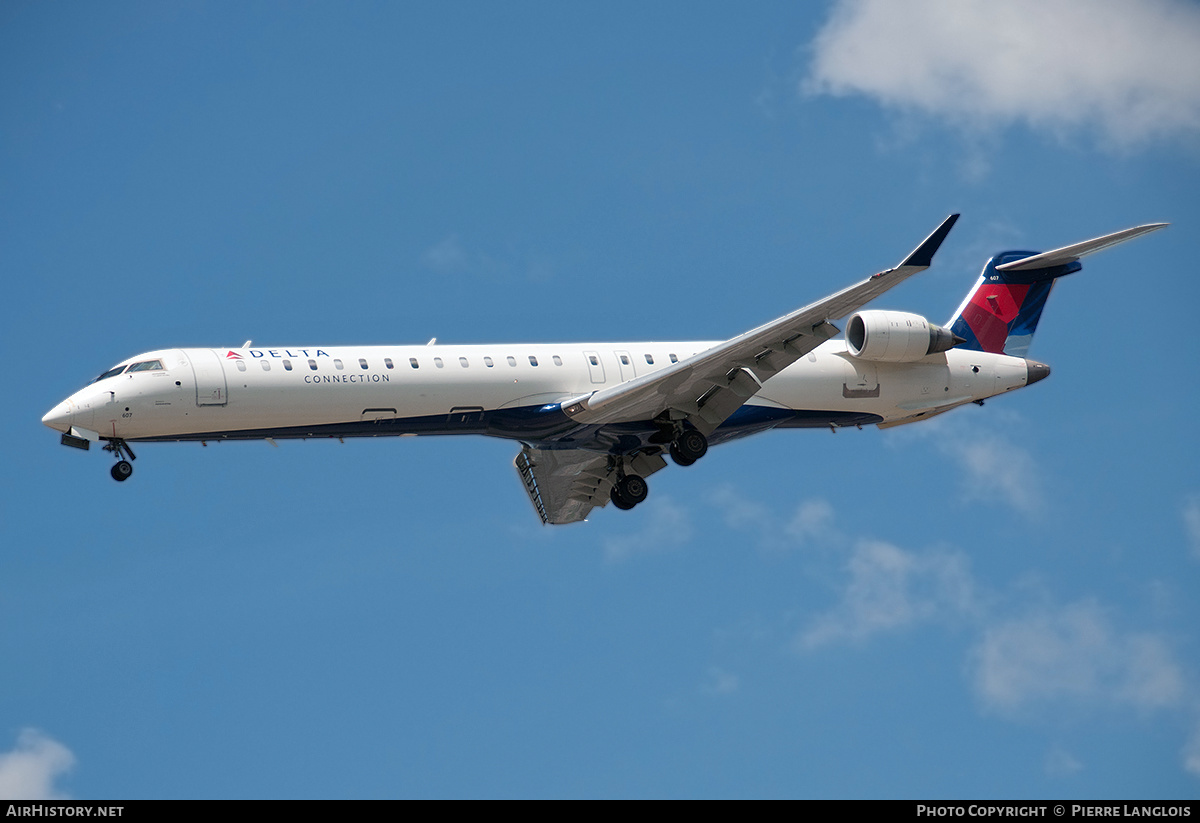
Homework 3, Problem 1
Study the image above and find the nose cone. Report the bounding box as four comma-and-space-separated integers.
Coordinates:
42, 401, 72, 432
1025, 359, 1051, 386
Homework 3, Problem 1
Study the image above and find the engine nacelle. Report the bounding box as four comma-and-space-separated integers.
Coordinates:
846, 310, 962, 362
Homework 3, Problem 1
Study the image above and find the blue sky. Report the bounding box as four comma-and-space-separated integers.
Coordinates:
2, 0, 1198, 799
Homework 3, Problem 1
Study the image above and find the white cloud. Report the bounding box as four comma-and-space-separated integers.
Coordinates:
0, 729, 75, 800
805, 0, 1200, 149
938, 430, 1043, 515
700, 667, 740, 697
1044, 746, 1084, 778
708, 484, 771, 530
970, 600, 1184, 713
884, 412, 1045, 515
762, 492, 1193, 771
602, 496, 693, 562
421, 236, 553, 281
785, 498, 835, 545
1183, 718, 1200, 778
706, 488, 837, 552
421, 235, 469, 272
798, 539, 975, 649
1183, 494, 1200, 560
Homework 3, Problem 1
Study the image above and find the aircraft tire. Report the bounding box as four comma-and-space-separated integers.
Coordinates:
669, 442, 696, 466
610, 488, 637, 510
111, 460, 133, 482
615, 474, 648, 506
674, 429, 708, 462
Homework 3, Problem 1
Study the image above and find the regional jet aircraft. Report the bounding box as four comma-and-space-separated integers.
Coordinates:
42, 216, 1165, 524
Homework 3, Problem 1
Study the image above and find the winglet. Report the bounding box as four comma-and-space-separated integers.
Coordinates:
898, 213, 960, 269
995, 223, 1168, 271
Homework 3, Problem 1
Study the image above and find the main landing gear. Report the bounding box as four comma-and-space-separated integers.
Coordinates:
610, 473, 649, 510
608, 430, 708, 512
669, 429, 708, 467
103, 439, 136, 482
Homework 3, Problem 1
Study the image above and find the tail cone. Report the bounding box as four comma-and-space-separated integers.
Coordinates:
1025, 360, 1051, 386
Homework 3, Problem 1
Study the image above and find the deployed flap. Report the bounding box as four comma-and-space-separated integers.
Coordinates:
563, 214, 960, 433
514, 446, 667, 525
995, 223, 1167, 271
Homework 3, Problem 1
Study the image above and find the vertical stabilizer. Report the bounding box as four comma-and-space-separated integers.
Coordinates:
947, 223, 1166, 356
947, 254, 1077, 357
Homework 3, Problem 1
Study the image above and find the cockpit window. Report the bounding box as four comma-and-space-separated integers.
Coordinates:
127, 360, 164, 372
93, 365, 128, 383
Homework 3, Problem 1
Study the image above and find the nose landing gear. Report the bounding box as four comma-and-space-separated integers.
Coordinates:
103, 439, 136, 482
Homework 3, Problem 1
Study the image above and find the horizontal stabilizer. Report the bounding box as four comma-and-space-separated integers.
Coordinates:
996, 223, 1167, 272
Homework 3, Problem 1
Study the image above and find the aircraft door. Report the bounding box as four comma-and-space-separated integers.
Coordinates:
189, 349, 228, 406
842, 359, 880, 399
614, 350, 637, 382
583, 351, 605, 384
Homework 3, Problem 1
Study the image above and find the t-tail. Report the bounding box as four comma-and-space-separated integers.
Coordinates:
947, 223, 1168, 357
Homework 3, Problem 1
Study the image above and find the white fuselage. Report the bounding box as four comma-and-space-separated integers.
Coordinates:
43, 341, 1031, 448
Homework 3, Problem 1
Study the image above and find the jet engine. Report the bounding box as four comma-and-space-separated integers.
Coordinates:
846, 310, 962, 362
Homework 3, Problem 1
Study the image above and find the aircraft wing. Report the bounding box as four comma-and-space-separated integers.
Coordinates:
563, 214, 960, 434
514, 446, 668, 525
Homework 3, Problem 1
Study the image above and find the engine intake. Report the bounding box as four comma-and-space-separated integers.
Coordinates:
846, 310, 963, 362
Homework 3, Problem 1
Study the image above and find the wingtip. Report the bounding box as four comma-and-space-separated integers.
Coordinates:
899, 213, 960, 269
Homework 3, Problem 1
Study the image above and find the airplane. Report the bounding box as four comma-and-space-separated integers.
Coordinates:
42, 215, 1165, 524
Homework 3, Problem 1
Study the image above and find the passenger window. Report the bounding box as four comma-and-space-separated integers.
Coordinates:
459, 357, 469, 368
507, 356, 516, 367
334, 359, 344, 370
553, 355, 562, 366
619, 355, 630, 365
261, 361, 270, 371
283, 360, 293, 371
410, 358, 419, 369
644, 354, 654, 364
669, 353, 679, 363
308, 359, 318, 370
588, 355, 598, 366
435, 357, 444, 368
236, 360, 247, 372
359, 358, 368, 370
528, 356, 538, 366
385, 358, 394, 369
484, 357, 494, 368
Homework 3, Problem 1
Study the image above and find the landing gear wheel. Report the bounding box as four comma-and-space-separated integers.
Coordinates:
111, 460, 133, 482
671, 429, 708, 465
613, 473, 648, 508
669, 442, 696, 466
610, 488, 637, 510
